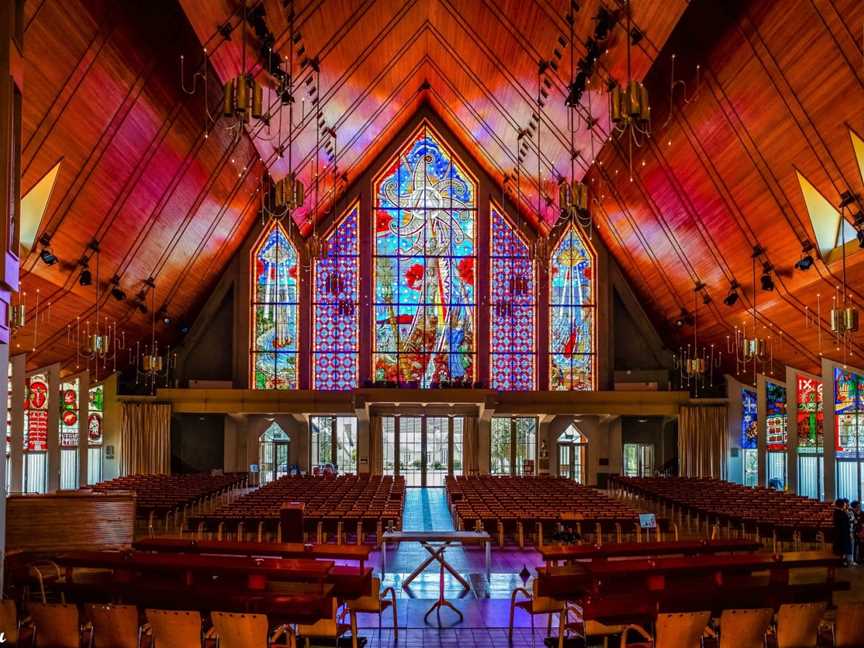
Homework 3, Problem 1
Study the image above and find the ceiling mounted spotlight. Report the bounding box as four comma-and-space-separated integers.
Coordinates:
178, 322, 190, 335
111, 287, 126, 301
723, 287, 739, 306
858, 228, 864, 248
794, 242, 814, 271
39, 247, 57, 265
760, 264, 775, 291
78, 267, 92, 286
674, 309, 693, 328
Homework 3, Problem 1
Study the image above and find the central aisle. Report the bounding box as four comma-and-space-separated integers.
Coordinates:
402, 488, 455, 531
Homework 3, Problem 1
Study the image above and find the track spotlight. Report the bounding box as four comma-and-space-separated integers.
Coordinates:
723, 289, 739, 306
39, 247, 57, 265
858, 228, 864, 248
158, 307, 171, 326
111, 287, 126, 301
78, 268, 92, 286
760, 265, 775, 292
674, 309, 692, 328
178, 322, 190, 335
794, 254, 814, 271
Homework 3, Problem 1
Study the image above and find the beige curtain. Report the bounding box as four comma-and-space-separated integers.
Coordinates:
678, 405, 728, 478
368, 415, 383, 475
462, 416, 479, 475
120, 402, 171, 475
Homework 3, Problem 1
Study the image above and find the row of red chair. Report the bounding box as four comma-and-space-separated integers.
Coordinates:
610, 476, 834, 546
446, 476, 646, 547
89, 473, 248, 529
189, 475, 405, 544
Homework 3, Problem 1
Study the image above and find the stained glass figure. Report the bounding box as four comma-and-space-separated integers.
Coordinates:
373, 124, 476, 387
313, 204, 359, 390
835, 367, 864, 456
251, 222, 299, 389
490, 206, 534, 390
549, 224, 595, 390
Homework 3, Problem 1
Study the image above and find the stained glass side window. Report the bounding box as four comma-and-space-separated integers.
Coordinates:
797, 376, 823, 450
373, 123, 477, 388
59, 378, 79, 489
835, 367, 864, 502
251, 222, 299, 389
741, 388, 757, 487
313, 203, 359, 390
549, 224, 595, 391
23, 372, 48, 493
766, 382, 788, 451
490, 206, 535, 390
87, 384, 104, 485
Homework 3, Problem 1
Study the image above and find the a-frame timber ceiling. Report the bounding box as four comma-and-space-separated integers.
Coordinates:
13, 0, 864, 381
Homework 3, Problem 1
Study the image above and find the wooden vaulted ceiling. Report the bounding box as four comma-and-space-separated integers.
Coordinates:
13, 0, 864, 383
587, 0, 864, 378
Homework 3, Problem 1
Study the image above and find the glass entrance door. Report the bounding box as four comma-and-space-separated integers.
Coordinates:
383, 415, 462, 486
399, 417, 423, 486
274, 441, 290, 479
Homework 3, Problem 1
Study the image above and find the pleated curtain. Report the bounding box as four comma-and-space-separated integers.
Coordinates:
120, 402, 171, 475
462, 416, 479, 475
368, 415, 383, 475
678, 405, 728, 479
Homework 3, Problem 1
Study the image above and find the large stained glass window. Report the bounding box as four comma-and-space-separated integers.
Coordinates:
549, 224, 595, 391
88, 384, 104, 485
741, 388, 757, 487
796, 375, 824, 500
313, 203, 359, 390
251, 222, 299, 389
765, 381, 787, 489
23, 372, 48, 493
373, 123, 476, 387
490, 205, 535, 390
835, 367, 864, 502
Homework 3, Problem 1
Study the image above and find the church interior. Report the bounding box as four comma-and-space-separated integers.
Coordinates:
0, 0, 863, 645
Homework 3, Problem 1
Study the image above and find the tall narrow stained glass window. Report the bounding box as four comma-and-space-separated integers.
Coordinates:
765, 381, 788, 488
549, 224, 595, 391
251, 222, 299, 389
796, 375, 824, 500
490, 205, 535, 390
741, 388, 757, 487
313, 203, 359, 389
835, 367, 864, 502
88, 384, 104, 485
59, 378, 79, 490
373, 123, 476, 387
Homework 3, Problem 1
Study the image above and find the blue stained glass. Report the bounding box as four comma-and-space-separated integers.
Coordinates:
373, 124, 476, 387
835, 367, 864, 456
252, 223, 298, 389
549, 224, 595, 391
313, 205, 359, 390
741, 389, 757, 449
490, 207, 535, 390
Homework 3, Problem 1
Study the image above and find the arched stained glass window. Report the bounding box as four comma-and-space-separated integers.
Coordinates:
373, 123, 476, 387
313, 203, 359, 390
251, 222, 299, 389
549, 224, 595, 390
490, 205, 535, 390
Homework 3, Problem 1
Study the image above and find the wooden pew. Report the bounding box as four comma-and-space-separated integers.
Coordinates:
539, 538, 762, 571
132, 537, 373, 570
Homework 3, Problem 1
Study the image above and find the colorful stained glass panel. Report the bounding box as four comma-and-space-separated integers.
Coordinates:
372, 124, 476, 387
251, 223, 298, 389
835, 367, 864, 456
313, 204, 359, 390
741, 388, 757, 449
490, 207, 535, 390
549, 224, 595, 390
796, 375, 823, 450
766, 382, 788, 451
